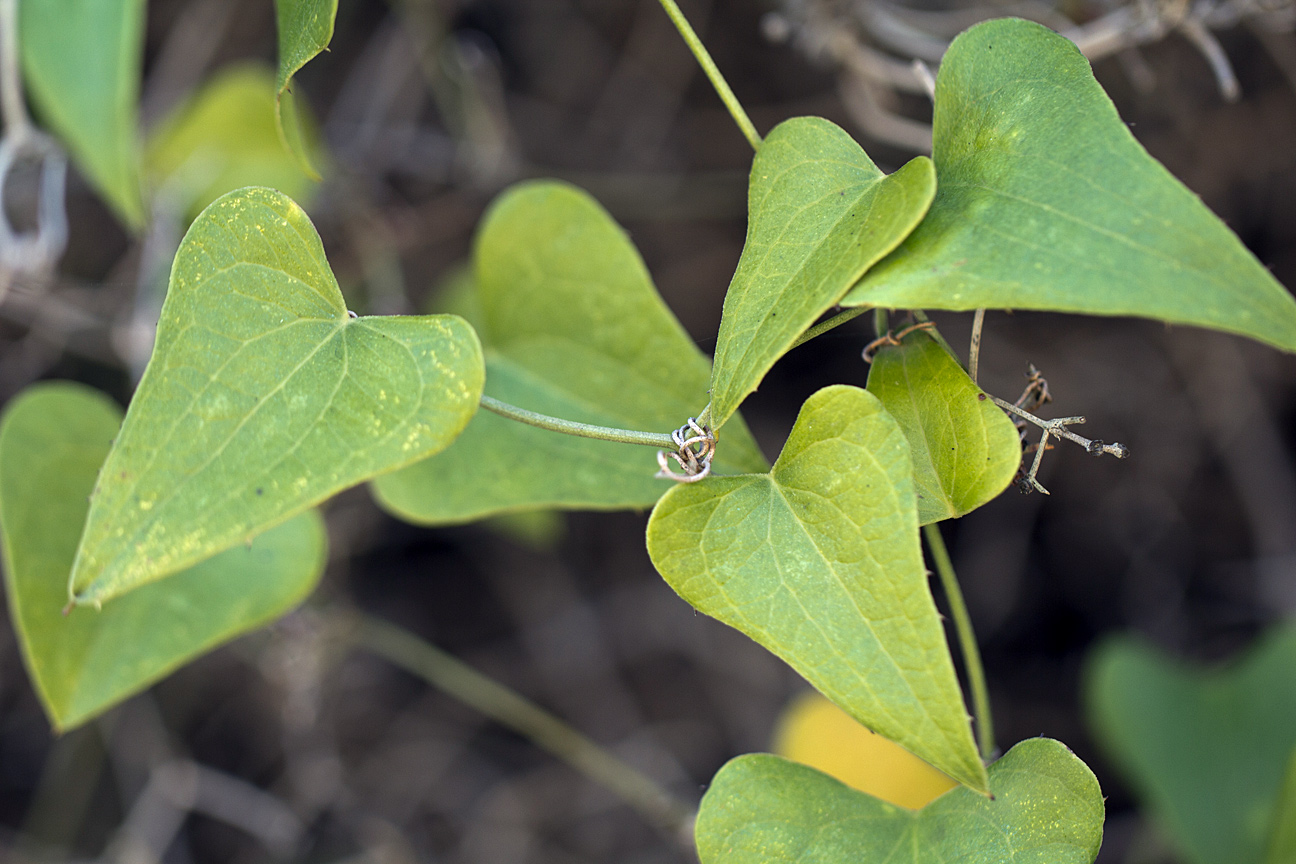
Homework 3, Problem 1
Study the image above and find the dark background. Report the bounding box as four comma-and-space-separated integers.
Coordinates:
2, 1, 1295, 861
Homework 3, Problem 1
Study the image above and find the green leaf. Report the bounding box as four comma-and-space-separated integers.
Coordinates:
647, 384, 986, 792
19, 0, 145, 228
843, 19, 1296, 352
696, 738, 1104, 864
1086, 626, 1296, 864
69, 187, 483, 606
0, 382, 326, 731
866, 330, 1020, 524
146, 63, 321, 220
274, 0, 337, 180
1266, 747, 1296, 864
708, 118, 935, 429
372, 181, 768, 525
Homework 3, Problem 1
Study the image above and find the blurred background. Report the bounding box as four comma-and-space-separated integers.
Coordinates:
1, 0, 1295, 861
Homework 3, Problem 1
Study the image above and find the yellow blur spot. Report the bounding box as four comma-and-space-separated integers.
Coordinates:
772, 692, 958, 810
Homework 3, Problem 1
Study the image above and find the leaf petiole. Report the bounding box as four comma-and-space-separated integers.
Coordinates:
923, 522, 996, 763
655, 0, 761, 151
480, 394, 677, 449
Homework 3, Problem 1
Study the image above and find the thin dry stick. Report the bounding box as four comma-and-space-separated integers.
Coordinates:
353, 614, 695, 845
0, 0, 29, 139
968, 308, 985, 385
992, 395, 1129, 494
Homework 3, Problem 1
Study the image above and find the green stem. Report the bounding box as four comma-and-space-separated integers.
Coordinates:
352, 614, 695, 839
922, 523, 995, 762
656, 0, 761, 151
789, 307, 868, 351
480, 394, 676, 449
873, 308, 889, 339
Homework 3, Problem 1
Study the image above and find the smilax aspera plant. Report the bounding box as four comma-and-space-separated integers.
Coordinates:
3, 1, 1296, 861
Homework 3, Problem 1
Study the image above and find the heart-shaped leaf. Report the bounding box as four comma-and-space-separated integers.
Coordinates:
867, 330, 1020, 524
372, 181, 768, 525
843, 19, 1296, 353
695, 738, 1104, 864
19, 0, 145, 228
146, 63, 320, 220
0, 382, 326, 731
70, 187, 483, 606
274, 0, 337, 180
708, 119, 935, 429
647, 384, 987, 792
1086, 627, 1296, 864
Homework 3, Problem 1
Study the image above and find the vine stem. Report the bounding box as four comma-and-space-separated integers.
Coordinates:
922, 523, 995, 762
351, 613, 696, 842
656, 0, 761, 151
480, 394, 676, 449
789, 307, 867, 351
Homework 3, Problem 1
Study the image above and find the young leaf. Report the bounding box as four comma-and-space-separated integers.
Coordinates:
274, 0, 338, 179
19, 0, 145, 228
695, 738, 1104, 864
708, 118, 935, 429
372, 181, 768, 525
1086, 627, 1296, 864
866, 330, 1020, 524
843, 19, 1296, 353
69, 187, 483, 606
647, 385, 987, 792
146, 63, 320, 220
0, 382, 326, 731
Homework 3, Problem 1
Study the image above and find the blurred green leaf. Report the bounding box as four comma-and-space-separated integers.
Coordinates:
274, 0, 337, 179
695, 738, 1103, 864
843, 19, 1296, 353
484, 510, 566, 551
1086, 626, 1296, 864
866, 330, 1019, 523
19, 0, 145, 228
648, 385, 986, 792
1267, 747, 1296, 864
69, 187, 483, 606
708, 118, 934, 429
372, 181, 768, 525
0, 382, 326, 731
146, 63, 320, 219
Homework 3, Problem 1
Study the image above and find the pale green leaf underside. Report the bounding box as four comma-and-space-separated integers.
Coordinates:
709, 118, 935, 428
695, 738, 1103, 864
0, 382, 326, 731
867, 330, 1019, 524
70, 187, 483, 605
647, 385, 986, 791
373, 181, 767, 525
19, 0, 145, 228
1086, 626, 1296, 864
274, 0, 337, 179
843, 19, 1296, 353
146, 64, 320, 220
